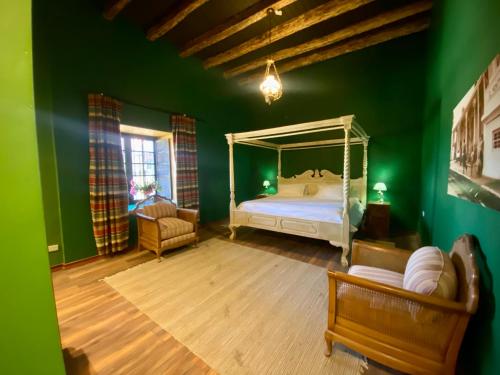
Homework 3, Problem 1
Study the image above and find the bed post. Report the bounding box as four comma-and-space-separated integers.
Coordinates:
226, 134, 237, 240
362, 140, 368, 206
277, 147, 282, 178
340, 120, 351, 267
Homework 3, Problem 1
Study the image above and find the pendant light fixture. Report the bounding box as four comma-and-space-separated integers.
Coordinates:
260, 8, 283, 105
260, 59, 282, 105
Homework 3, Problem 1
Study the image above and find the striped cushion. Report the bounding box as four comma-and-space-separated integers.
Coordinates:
158, 217, 194, 240
161, 232, 196, 248
403, 246, 457, 300
348, 265, 404, 288
143, 201, 177, 219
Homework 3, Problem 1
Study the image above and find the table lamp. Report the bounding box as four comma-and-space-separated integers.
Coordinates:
373, 182, 387, 203
263, 180, 271, 189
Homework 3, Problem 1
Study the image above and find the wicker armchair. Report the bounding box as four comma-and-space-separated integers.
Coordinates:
135, 196, 198, 261
324, 235, 479, 374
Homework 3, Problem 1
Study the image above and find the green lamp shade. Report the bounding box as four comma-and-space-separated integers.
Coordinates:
263, 180, 271, 189
373, 182, 387, 192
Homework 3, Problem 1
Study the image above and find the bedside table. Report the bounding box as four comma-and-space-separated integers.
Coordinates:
364, 201, 390, 239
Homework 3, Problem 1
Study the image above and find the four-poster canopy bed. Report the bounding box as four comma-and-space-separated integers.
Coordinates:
225, 115, 369, 267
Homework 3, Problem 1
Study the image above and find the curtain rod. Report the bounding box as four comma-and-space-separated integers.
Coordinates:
95, 92, 205, 122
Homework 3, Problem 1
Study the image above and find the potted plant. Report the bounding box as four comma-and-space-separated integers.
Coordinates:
130, 179, 161, 198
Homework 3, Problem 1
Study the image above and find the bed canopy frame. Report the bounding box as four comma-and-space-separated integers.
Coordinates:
225, 115, 369, 266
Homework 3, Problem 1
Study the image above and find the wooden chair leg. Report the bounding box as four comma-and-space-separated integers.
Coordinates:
156, 250, 161, 262
324, 333, 333, 357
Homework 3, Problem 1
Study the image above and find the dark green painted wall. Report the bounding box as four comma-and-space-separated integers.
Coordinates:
246, 34, 428, 232
420, 1, 499, 373
0, 1, 65, 373
33, 0, 255, 264
33, 0, 65, 265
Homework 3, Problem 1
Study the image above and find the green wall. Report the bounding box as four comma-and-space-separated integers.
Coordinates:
33, 0, 255, 264
0, 1, 65, 374
420, 0, 500, 373
33, 3, 65, 265
246, 34, 428, 232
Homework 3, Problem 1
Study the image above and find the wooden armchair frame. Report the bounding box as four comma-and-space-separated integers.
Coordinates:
325, 235, 479, 374
135, 196, 199, 261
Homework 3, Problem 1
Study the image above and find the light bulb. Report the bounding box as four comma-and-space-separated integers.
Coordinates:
260, 74, 281, 95
260, 74, 282, 104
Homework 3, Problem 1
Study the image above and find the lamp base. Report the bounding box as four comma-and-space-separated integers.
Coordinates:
377, 191, 384, 203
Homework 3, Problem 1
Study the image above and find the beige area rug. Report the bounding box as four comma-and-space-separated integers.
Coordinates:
104, 238, 367, 375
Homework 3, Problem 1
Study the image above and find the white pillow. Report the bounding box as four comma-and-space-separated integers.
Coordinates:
403, 246, 457, 299
349, 197, 361, 206
314, 184, 343, 200
276, 183, 305, 197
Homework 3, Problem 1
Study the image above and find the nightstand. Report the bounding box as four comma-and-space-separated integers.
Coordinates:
364, 201, 391, 239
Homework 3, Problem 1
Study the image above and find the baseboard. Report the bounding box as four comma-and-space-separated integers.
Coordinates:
51, 254, 103, 272
50, 246, 139, 272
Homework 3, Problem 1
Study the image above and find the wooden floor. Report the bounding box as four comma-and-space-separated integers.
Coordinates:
52, 222, 400, 375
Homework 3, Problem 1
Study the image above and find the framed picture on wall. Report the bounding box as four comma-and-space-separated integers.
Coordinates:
448, 54, 500, 212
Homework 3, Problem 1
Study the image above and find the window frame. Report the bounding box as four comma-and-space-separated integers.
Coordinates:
122, 133, 158, 203
121, 131, 175, 203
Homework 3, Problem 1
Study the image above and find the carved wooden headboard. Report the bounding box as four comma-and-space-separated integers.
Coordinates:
277, 169, 365, 201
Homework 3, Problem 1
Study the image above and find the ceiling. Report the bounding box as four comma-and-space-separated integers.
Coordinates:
100, 0, 432, 84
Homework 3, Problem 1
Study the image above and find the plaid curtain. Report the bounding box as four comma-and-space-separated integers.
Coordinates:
88, 94, 129, 255
172, 114, 199, 209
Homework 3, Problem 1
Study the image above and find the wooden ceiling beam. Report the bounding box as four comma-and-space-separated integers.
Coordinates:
147, 0, 210, 41
238, 17, 430, 85
203, 0, 374, 69
225, 0, 432, 78
103, 0, 132, 20
180, 0, 298, 58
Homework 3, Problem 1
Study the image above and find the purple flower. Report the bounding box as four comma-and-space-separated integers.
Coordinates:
129, 179, 137, 196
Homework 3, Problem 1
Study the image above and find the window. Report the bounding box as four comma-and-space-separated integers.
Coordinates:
122, 135, 156, 201
494, 128, 500, 149
121, 128, 174, 202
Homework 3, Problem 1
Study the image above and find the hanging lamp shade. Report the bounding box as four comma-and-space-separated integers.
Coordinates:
260, 59, 283, 105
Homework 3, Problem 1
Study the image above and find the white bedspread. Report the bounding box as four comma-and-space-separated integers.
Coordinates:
237, 196, 364, 227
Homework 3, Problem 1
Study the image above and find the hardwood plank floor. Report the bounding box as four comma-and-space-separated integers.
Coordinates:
52, 221, 400, 375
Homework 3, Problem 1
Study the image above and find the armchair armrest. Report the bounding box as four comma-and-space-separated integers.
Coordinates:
177, 208, 199, 235
136, 212, 157, 222
177, 208, 199, 225
136, 213, 161, 249
351, 240, 412, 273
329, 270, 467, 314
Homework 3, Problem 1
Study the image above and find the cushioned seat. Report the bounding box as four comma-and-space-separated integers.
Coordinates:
161, 232, 196, 248
158, 217, 194, 240
348, 265, 404, 288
